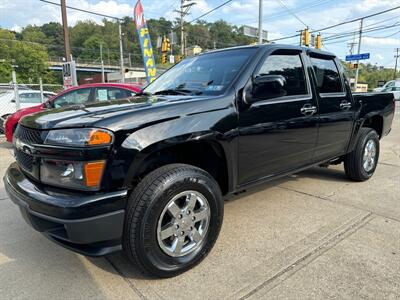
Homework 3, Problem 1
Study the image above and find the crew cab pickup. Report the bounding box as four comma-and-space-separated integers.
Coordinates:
4, 44, 395, 278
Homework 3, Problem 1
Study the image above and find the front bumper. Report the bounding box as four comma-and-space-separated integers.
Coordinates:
4, 162, 127, 256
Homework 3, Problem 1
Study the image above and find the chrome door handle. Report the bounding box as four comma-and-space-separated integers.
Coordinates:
340, 101, 352, 110
300, 104, 317, 116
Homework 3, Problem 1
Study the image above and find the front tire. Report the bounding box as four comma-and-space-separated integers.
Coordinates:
344, 128, 380, 181
122, 163, 223, 278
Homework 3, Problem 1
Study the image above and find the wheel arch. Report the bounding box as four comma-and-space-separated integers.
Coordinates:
120, 111, 236, 196
126, 137, 231, 195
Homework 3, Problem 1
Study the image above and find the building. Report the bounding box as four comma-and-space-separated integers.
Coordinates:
186, 45, 202, 56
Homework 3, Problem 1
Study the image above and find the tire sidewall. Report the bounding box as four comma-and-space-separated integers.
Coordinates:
132, 168, 223, 276
358, 130, 380, 179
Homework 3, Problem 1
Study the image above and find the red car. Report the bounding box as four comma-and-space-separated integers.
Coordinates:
4, 83, 142, 142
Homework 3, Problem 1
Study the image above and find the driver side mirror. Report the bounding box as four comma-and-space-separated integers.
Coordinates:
245, 74, 287, 104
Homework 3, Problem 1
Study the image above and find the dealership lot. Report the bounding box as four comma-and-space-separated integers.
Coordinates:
0, 112, 399, 299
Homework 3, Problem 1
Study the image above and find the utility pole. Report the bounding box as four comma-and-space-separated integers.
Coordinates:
60, 0, 71, 61
118, 21, 125, 83
100, 43, 105, 83
175, 0, 196, 56
394, 48, 399, 80
353, 18, 363, 92
347, 41, 357, 55
258, 0, 263, 44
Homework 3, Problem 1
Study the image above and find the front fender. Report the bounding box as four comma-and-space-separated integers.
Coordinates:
120, 107, 238, 191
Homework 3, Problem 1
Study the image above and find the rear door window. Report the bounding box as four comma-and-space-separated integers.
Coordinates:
310, 57, 343, 94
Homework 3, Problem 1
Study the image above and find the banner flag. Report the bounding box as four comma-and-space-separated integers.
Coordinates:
134, 0, 156, 83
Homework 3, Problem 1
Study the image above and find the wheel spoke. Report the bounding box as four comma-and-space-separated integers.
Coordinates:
193, 208, 208, 222
173, 236, 185, 254
167, 202, 181, 218
186, 193, 197, 211
160, 224, 175, 240
191, 228, 202, 243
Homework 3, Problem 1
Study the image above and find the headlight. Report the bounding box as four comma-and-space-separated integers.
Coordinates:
41, 159, 106, 190
44, 128, 113, 147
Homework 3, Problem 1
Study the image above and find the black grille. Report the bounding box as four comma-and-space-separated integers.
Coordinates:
15, 149, 34, 171
14, 125, 44, 144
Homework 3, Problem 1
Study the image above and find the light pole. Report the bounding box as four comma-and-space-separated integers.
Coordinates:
118, 21, 125, 83
353, 18, 363, 92
258, 0, 263, 45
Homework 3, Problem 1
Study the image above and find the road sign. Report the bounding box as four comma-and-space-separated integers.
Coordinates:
243, 25, 268, 41
345, 53, 370, 61
62, 61, 77, 89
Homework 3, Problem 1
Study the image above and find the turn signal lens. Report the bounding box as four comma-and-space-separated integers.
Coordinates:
88, 130, 113, 145
84, 161, 106, 187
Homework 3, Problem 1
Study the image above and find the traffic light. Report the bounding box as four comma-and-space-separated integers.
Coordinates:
161, 53, 167, 64
161, 36, 166, 52
347, 63, 358, 69
176, 55, 182, 63
165, 38, 171, 52
301, 28, 310, 47
315, 34, 322, 50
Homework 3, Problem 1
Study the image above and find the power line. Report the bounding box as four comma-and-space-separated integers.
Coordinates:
264, 0, 332, 21
189, 0, 233, 23
275, 0, 309, 28
39, 0, 122, 20
269, 5, 400, 42
322, 23, 400, 44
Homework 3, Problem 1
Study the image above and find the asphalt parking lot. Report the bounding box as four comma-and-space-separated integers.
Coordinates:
0, 111, 399, 299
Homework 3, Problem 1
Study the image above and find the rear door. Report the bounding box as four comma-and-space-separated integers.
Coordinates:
308, 54, 354, 162
238, 50, 319, 185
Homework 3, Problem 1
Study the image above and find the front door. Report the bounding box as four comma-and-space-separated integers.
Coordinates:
238, 50, 319, 185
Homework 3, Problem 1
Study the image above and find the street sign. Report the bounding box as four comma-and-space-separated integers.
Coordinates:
62, 61, 77, 89
345, 53, 370, 61
243, 25, 268, 41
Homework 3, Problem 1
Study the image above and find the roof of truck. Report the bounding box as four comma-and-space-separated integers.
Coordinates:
201, 43, 336, 58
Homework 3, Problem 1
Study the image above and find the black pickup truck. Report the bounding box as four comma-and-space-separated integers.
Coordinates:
4, 44, 395, 277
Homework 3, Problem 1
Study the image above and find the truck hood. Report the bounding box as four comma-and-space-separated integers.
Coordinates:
19, 94, 230, 132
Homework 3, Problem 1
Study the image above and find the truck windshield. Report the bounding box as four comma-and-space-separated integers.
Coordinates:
143, 48, 257, 96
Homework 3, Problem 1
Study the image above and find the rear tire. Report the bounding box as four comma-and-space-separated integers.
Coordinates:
122, 163, 223, 278
344, 128, 379, 181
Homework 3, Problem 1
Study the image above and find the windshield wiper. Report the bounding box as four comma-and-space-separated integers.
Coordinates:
154, 89, 193, 95
134, 91, 152, 96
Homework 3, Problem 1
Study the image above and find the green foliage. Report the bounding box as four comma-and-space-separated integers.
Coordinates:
0, 28, 54, 83
342, 61, 399, 90
1, 17, 398, 86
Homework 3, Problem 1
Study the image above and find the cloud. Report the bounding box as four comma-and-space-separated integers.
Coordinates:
363, 36, 400, 46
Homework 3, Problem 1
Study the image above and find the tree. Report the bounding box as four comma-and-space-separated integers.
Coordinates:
0, 29, 54, 83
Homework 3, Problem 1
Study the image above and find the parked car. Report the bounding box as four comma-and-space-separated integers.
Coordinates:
3, 83, 142, 141
373, 79, 400, 92
0, 90, 56, 133
4, 44, 395, 278
381, 83, 400, 101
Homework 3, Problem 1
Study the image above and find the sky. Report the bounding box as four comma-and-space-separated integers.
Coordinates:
1, 0, 399, 68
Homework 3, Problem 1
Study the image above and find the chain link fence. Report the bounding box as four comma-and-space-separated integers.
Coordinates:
0, 81, 63, 143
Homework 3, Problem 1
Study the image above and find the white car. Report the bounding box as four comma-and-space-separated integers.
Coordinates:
381, 84, 400, 101
373, 80, 400, 92
0, 90, 56, 134
0, 90, 56, 118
